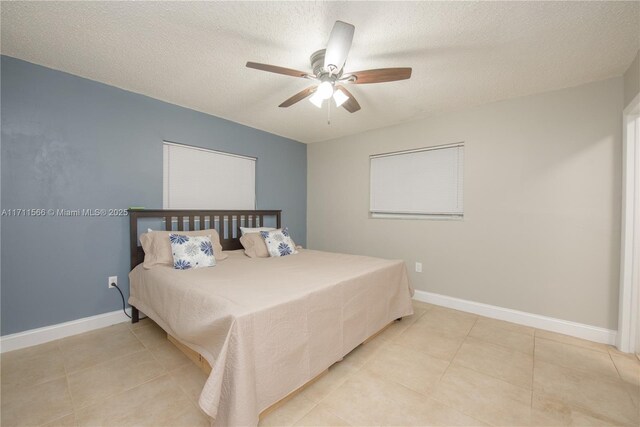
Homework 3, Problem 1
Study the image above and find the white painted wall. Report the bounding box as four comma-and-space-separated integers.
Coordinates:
308, 77, 623, 330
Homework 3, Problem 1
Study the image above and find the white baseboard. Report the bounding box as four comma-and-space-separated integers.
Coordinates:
1, 292, 617, 353
0, 309, 132, 353
413, 290, 617, 345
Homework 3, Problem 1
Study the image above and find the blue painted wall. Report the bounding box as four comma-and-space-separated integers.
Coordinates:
1, 56, 307, 335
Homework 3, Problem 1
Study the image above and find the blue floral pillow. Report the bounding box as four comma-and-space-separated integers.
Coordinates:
169, 234, 216, 270
260, 228, 298, 257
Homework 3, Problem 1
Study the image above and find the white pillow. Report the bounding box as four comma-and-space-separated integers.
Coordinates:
170, 234, 216, 270
240, 226, 276, 236
142, 228, 228, 268
260, 228, 298, 257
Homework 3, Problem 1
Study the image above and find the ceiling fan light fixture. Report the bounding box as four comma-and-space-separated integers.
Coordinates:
246, 20, 410, 115
309, 92, 324, 108
317, 81, 334, 100
333, 89, 349, 107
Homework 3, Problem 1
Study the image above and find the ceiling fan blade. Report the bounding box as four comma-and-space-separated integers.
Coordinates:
324, 21, 355, 73
347, 68, 412, 84
279, 86, 318, 108
335, 85, 361, 113
246, 62, 310, 78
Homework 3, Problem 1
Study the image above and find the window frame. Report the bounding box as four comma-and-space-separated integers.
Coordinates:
369, 142, 464, 220
162, 140, 257, 210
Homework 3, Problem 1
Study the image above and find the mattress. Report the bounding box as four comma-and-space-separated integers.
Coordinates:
129, 249, 414, 426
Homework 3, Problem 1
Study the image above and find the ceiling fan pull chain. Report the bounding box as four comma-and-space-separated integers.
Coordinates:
327, 96, 331, 125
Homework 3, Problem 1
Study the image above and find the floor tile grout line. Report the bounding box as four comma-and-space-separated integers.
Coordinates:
607, 348, 625, 381
414, 314, 519, 426
533, 343, 627, 385
475, 316, 536, 336
165, 367, 209, 411
165, 355, 198, 375
467, 327, 535, 356
131, 324, 171, 350
534, 329, 611, 354
534, 334, 611, 355
65, 347, 151, 378
606, 347, 640, 410
443, 356, 534, 394
287, 401, 319, 426
445, 322, 536, 391
304, 398, 353, 427
388, 330, 459, 364
58, 327, 146, 375
186, 399, 212, 424
355, 363, 486, 424
533, 349, 639, 425
533, 390, 636, 427
309, 404, 352, 427
607, 346, 640, 363
150, 350, 192, 374
1, 359, 71, 395
72, 369, 170, 414
130, 324, 151, 347
367, 310, 536, 398
309, 336, 404, 408
57, 338, 78, 425
36, 411, 75, 427
19, 373, 75, 427
56, 322, 133, 347
371, 321, 491, 425
428, 316, 538, 411
308, 377, 347, 407
63, 364, 78, 411
413, 303, 433, 318
421, 373, 509, 427
437, 315, 478, 380
531, 330, 536, 409
308, 365, 360, 407
0, 377, 65, 410
464, 332, 534, 357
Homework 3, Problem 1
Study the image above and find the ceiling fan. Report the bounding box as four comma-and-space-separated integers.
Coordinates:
246, 21, 412, 113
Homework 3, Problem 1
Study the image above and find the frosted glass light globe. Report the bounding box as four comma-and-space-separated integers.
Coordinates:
333, 89, 349, 107
309, 92, 323, 108
317, 81, 334, 100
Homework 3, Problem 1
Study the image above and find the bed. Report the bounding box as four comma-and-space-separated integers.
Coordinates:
127, 209, 414, 427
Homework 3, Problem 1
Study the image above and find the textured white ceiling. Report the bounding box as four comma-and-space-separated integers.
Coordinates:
2, 1, 639, 143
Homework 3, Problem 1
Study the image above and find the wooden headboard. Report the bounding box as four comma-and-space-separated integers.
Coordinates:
128, 209, 281, 269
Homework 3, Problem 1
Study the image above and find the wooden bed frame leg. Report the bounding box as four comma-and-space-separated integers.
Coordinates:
131, 306, 139, 323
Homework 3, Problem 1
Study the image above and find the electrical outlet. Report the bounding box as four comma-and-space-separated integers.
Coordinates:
415, 262, 422, 273
108, 276, 118, 288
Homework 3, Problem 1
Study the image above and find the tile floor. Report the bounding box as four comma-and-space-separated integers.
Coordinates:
1, 301, 638, 427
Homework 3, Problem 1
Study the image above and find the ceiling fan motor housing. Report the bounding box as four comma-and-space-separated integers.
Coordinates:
310, 49, 342, 82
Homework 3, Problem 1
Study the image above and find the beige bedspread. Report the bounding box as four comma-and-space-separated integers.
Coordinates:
129, 249, 413, 427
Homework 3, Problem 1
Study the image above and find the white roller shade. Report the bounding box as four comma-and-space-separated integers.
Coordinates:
370, 143, 464, 216
163, 142, 256, 209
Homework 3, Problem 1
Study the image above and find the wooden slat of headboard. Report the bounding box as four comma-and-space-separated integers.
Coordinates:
128, 209, 282, 270
129, 213, 139, 271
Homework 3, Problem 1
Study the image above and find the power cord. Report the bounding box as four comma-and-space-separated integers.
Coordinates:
111, 283, 146, 320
